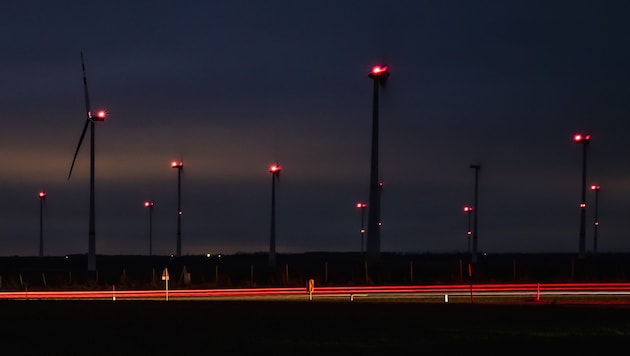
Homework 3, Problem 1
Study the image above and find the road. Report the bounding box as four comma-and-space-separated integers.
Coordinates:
2, 282, 630, 303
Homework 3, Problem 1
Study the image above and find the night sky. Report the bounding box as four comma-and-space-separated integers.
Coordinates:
1, 1, 629, 257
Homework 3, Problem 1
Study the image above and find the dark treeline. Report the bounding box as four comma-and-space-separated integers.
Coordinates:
0, 252, 627, 290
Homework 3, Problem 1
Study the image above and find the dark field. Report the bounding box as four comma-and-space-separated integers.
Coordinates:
2, 252, 629, 290
2, 300, 630, 354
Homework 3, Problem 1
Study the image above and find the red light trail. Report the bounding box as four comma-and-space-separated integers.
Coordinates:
2, 283, 630, 303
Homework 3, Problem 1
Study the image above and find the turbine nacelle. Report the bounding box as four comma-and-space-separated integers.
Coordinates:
573, 133, 591, 143
269, 163, 281, 175
368, 65, 390, 80
89, 110, 107, 122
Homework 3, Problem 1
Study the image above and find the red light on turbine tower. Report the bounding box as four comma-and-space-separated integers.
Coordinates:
368, 65, 390, 81
144, 201, 154, 207
371, 65, 389, 75
269, 163, 281, 174
463, 206, 473, 212
90, 110, 106, 121
39, 191, 46, 198
591, 185, 601, 191
573, 133, 591, 143
356, 202, 367, 209
171, 161, 183, 168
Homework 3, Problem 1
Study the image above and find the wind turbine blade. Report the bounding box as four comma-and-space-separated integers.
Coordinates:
68, 119, 89, 180
68, 52, 93, 181
81, 51, 91, 116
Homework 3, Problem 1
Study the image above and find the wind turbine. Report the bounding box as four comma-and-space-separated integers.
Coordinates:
365, 64, 389, 265
68, 52, 106, 274
171, 160, 184, 257
268, 162, 281, 268
38, 190, 47, 257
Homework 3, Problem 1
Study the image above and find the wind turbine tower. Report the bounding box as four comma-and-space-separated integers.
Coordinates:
366, 65, 389, 265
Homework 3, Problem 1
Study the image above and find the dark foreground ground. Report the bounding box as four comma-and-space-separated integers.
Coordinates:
2, 300, 630, 354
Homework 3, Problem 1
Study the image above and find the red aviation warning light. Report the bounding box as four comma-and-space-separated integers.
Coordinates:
269, 164, 281, 174
369, 65, 389, 78
368, 65, 390, 82
573, 134, 591, 143
171, 161, 183, 168
90, 110, 107, 122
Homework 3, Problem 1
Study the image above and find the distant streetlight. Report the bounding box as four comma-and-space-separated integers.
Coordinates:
366, 65, 389, 265
171, 161, 184, 257
463, 206, 473, 256
470, 164, 480, 263
574, 133, 591, 259
269, 163, 281, 267
591, 184, 601, 255
144, 201, 154, 256
356, 202, 367, 257
38, 191, 46, 257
